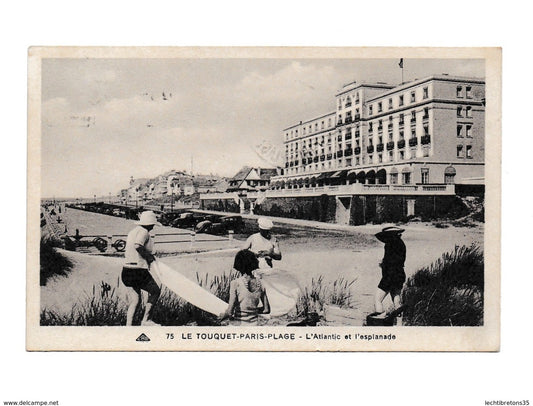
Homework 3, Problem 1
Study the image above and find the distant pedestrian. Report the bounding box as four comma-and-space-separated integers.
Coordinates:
219, 250, 270, 325
243, 218, 282, 268
121, 211, 161, 326
374, 226, 406, 318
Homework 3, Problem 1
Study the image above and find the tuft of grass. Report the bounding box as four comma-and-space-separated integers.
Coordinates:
40, 236, 73, 286
401, 244, 484, 326
296, 276, 356, 317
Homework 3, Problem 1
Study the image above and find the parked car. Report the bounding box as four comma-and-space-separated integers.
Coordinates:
159, 211, 182, 226
171, 212, 198, 229
195, 215, 243, 235
219, 215, 244, 232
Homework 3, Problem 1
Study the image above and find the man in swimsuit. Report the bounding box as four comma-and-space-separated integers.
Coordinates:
121, 211, 161, 326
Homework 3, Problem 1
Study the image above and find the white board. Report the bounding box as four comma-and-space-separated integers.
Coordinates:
256, 268, 300, 317
151, 261, 228, 316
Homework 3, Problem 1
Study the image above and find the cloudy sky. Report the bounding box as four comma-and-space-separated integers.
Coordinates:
41, 57, 484, 198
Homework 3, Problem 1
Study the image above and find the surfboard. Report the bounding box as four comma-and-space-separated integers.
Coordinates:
256, 268, 301, 317
151, 261, 228, 316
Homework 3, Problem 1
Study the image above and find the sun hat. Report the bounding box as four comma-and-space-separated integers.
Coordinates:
258, 218, 273, 230
136, 211, 161, 226
381, 226, 405, 234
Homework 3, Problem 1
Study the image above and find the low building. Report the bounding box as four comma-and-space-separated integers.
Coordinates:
227, 167, 278, 192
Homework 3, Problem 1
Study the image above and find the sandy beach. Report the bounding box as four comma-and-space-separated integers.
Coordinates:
41, 208, 483, 325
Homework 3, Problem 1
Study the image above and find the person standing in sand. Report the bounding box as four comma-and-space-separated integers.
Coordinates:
219, 250, 270, 325
242, 218, 282, 269
121, 211, 161, 326
374, 226, 406, 318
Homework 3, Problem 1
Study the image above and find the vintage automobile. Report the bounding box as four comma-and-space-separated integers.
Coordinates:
195, 215, 244, 235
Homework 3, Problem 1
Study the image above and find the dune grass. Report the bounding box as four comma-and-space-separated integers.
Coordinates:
41, 267, 356, 326
296, 276, 356, 316
40, 237, 73, 286
401, 244, 484, 326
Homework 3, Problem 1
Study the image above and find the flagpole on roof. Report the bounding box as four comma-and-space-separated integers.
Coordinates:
399, 58, 404, 84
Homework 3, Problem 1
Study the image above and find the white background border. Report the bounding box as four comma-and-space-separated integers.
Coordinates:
3, 1, 529, 405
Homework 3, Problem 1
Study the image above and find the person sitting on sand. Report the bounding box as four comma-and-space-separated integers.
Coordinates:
122, 211, 161, 326
219, 250, 270, 325
374, 226, 406, 318
242, 218, 281, 269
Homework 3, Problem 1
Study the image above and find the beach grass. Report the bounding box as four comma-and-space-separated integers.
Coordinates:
296, 275, 356, 316
401, 244, 484, 326
40, 236, 73, 286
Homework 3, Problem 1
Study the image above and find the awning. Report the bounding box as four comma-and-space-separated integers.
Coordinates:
401, 167, 412, 173
444, 165, 456, 175
389, 167, 398, 174
330, 169, 349, 178
316, 171, 336, 180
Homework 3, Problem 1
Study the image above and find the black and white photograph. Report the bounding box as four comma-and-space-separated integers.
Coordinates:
27, 47, 500, 351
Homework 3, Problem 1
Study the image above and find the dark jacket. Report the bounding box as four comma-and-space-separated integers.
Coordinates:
375, 232, 406, 270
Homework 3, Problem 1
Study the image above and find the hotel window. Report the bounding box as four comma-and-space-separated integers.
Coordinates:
388, 98, 393, 109
423, 147, 430, 157
355, 157, 360, 165
390, 172, 398, 184
378, 102, 382, 112
346, 158, 352, 166
399, 95, 404, 106
457, 144, 464, 158
328, 118, 332, 127
423, 87, 428, 99
315, 123, 318, 131
388, 151, 393, 161
423, 107, 429, 119
355, 93, 360, 104
399, 113, 404, 124
445, 172, 455, 184
399, 150, 405, 160
466, 106, 472, 118
321, 121, 324, 129
369, 122, 373, 132
410, 91, 416, 103
411, 110, 416, 122
421, 168, 429, 184
378, 154, 383, 163
457, 106, 463, 117
424, 125, 429, 136
402, 172, 411, 184
466, 86, 472, 98
466, 125, 473, 138
369, 105, 374, 115
457, 125, 464, 137
369, 155, 373, 162
411, 128, 416, 139
337, 159, 342, 167
303, 128, 306, 135
457, 86, 463, 98
466, 145, 473, 158
399, 130, 404, 140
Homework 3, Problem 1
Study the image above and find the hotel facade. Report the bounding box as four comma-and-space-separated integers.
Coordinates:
272, 74, 484, 189
201, 74, 485, 225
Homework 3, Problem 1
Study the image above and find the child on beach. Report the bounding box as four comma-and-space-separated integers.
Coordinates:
219, 250, 271, 325
374, 226, 406, 319
121, 211, 161, 326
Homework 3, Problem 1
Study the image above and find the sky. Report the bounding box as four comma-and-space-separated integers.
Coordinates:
41, 57, 484, 198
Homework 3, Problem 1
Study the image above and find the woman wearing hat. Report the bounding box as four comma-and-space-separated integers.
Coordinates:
219, 249, 270, 325
122, 211, 161, 326
242, 217, 282, 269
374, 226, 406, 318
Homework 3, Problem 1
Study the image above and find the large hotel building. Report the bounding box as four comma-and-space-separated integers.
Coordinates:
272, 74, 484, 189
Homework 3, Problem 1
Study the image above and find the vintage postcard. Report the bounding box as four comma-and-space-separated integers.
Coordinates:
27, 47, 501, 351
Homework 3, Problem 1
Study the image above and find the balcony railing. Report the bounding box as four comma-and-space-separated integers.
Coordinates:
289, 162, 294, 167
320, 155, 325, 161
355, 131, 360, 138
313, 156, 319, 163
376, 143, 384, 152
397, 139, 406, 149
337, 150, 343, 158
354, 146, 361, 155
345, 102, 352, 108
344, 148, 353, 156
409, 138, 418, 147
285, 162, 289, 168
294, 160, 299, 166
326, 153, 332, 160
367, 145, 374, 153
345, 133, 352, 140
386, 141, 395, 151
